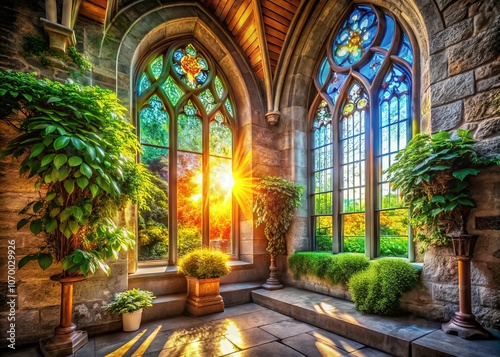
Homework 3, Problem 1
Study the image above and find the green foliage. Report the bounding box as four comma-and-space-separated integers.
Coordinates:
103, 288, 155, 315
23, 34, 48, 57
177, 248, 231, 279
343, 237, 408, 257
253, 176, 304, 255
288, 252, 369, 285
68, 46, 93, 75
348, 258, 419, 316
386, 130, 500, 253
0, 70, 157, 277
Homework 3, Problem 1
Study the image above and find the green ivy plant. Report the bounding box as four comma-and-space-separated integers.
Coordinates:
253, 176, 304, 255
68, 46, 93, 75
386, 130, 500, 252
0, 70, 157, 277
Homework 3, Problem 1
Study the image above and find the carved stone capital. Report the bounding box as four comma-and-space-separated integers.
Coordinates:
265, 111, 280, 126
40, 18, 76, 54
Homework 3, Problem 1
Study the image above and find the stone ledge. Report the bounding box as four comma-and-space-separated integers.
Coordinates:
252, 287, 500, 357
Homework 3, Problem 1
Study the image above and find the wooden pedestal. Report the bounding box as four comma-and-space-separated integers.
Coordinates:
185, 277, 224, 316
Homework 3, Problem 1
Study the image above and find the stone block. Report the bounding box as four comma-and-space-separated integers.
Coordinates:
464, 88, 500, 122
449, 28, 500, 75
17, 280, 60, 309
478, 286, 500, 308
421, 247, 458, 284
430, 71, 474, 107
429, 51, 448, 84
16, 309, 41, 336
474, 136, 500, 157
443, 0, 471, 27
475, 118, 500, 139
475, 215, 500, 230
477, 74, 500, 92
40, 305, 60, 328
432, 283, 458, 302
430, 100, 463, 132
473, 0, 500, 34
430, 18, 473, 54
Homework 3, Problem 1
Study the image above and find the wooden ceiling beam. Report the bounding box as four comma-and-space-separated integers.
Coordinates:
252, 0, 273, 112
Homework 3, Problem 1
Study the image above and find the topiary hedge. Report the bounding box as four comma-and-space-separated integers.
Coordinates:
348, 258, 419, 316
288, 252, 369, 285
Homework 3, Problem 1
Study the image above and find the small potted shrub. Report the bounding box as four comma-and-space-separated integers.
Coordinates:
103, 288, 155, 331
177, 248, 231, 316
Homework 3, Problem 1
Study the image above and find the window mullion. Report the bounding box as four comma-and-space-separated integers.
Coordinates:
365, 98, 376, 260
169, 107, 178, 266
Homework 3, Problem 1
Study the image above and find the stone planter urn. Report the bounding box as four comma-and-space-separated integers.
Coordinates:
186, 277, 224, 316
122, 309, 143, 332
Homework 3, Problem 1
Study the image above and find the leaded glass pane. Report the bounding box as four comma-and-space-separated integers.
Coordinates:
313, 100, 332, 131
343, 213, 365, 253
161, 76, 184, 106
214, 76, 225, 99
315, 216, 333, 251
379, 209, 408, 257
177, 152, 203, 257
397, 32, 413, 65
209, 156, 232, 254
359, 52, 385, 82
178, 101, 202, 152
210, 115, 232, 158
139, 73, 151, 95
333, 5, 378, 67
172, 43, 209, 89
225, 98, 234, 117
139, 96, 169, 147
326, 73, 348, 107
318, 57, 330, 86
139, 147, 169, 260
150, 55, 164, 79
380, 15, 394, 50
199, 89, 216, 114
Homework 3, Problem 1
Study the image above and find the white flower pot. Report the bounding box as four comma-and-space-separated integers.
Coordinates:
122, 308, 143, 332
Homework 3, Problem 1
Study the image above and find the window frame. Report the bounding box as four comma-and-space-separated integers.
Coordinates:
309, 4, 420, 260
134, 39, 239, 265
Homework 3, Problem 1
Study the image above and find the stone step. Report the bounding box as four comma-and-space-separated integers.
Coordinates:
252, 287, 440, 357
128, 269, 186, 297
220, 281, 263, 306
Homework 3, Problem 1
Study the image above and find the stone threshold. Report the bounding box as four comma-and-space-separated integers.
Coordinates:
251, 287, 500, 357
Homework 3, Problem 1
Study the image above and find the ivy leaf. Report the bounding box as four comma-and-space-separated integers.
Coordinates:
45, 125, 57, 135
30, 142, 45, 158
54, 136, 70, 150
54, 153, 68, 169
38, 253, 53, 270
76, 176, 89, 189
45, 218, 58, 233
80, 162, 92, 178
17, 218, 29, 230
68, 156, 83, 167
41, 153, 56, 167
49, 207, 61, 218
30, 219, 43, 235
18, 254, 38, 269
452, 168, 479, 181
33, 201, 44, 213
64, 179, 75, 194
71, 137, 86, 150
46, 192, 57, 201
430, 195, 446, 204
89, 183, 99, 198
22, 93, 33, 102
47, 97, 61, 103
69, 220, 80, 235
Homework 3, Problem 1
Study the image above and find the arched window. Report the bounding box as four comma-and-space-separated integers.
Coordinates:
136, 42, 237, 263
311, 4, 416, 259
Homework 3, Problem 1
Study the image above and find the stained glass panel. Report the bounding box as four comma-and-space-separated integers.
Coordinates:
359, 52, 385, 82
139, 96, 169, 147
139, 73, 151, 95
178, 101, 202, 152
225, 98, 234, 117
172, 43, 209, 89
161, 76, 184, 106
150, 55, 163, 79
397, 32, 413, 65
326, 72, 348, 107
199, 89, 216, 114
380, 15, 394, 50
318, 57, 330, 87
210, 115, 232, 158
214, 76, 225, 100
333, 5, 378, 67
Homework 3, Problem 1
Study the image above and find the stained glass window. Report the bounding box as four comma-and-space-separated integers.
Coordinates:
311, 4, 415, 258
136, 42, 236, 262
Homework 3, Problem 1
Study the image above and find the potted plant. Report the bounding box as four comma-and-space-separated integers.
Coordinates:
177, 248, 231, 316
386, 129, 499, 339
0, 71, 157, 355
103, 288, 155, 331
253, 176, 304, 290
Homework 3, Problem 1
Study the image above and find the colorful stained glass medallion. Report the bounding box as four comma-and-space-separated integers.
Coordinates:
333, 5, 378, 67
326, 72, 348, 106
359, 52, 385, 82
161, 76, 184, 106
397, 32, 413, 65
318, 57, 330, 86
198, 89, 216, 114
214, 76, 225, 100
138, 73, 151, 95
342, 83, 369, 116
173, 44, 209, 89
150, 55, 164, 79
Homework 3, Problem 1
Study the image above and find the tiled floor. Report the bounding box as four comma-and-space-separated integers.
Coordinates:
1, 303, 392, 357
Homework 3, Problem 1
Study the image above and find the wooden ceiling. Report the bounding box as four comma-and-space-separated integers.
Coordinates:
78, 0, 302, 86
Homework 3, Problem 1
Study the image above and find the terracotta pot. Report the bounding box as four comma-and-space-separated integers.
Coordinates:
122, 308, 143, 332
185, 277, 224, 316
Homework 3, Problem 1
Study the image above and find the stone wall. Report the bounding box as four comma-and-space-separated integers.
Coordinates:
279, 0, 500, 330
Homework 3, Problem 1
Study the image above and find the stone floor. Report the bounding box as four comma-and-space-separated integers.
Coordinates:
2, 303, 393, 357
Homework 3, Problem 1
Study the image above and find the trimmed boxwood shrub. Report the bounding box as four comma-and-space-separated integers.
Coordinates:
288, 252, 369, 285
348, 258, 419, 316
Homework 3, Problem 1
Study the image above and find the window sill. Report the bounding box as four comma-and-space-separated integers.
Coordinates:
131, 259, 253, 276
